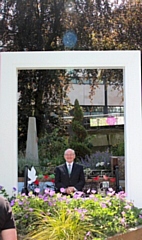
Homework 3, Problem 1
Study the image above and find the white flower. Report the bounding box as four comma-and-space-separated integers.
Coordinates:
96, 162, 100, 167
100, 162, 104, 166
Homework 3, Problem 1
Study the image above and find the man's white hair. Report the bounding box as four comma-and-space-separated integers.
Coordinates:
64, 148, 75, 155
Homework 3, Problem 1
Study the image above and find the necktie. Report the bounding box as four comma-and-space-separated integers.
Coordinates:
68, 164, 72, 175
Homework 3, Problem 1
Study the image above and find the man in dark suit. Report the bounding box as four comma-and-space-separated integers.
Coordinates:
55, 148, 85, 195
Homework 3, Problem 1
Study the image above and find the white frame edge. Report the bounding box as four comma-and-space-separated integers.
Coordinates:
0, 51, 141, 207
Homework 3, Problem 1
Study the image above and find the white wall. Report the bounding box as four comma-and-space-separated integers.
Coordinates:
67, 84, 104, 105
67, 84, 124, 106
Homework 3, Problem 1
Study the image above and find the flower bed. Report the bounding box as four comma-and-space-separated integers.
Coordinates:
17, 225, 142, 240
1, 186, 142, 240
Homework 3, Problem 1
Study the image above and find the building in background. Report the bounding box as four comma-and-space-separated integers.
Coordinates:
65, 77, 124, 151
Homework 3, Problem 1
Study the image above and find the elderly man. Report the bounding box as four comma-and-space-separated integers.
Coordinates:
55, 148, 85, 194
0, 196, 17, 240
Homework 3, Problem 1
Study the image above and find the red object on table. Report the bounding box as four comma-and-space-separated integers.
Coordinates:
93, 176, 100, 181
110, 177, 116, 182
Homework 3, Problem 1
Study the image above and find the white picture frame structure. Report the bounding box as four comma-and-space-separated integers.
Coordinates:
0, 51, 141, 207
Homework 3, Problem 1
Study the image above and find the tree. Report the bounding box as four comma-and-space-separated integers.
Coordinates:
0, 0, 142, 151
18, 69, 71, 151
69, 99, 91, 159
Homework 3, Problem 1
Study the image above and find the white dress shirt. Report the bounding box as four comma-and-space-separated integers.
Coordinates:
66, 162, 73, 174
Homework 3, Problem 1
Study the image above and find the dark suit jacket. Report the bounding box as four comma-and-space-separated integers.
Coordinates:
55, 162, 85, 192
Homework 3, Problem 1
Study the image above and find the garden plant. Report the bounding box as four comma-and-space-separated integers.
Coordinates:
1, 186, 142, 240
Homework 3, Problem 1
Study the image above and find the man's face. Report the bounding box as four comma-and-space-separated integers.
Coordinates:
64, 150, 75, 163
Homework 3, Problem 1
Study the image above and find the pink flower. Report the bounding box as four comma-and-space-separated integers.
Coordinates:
34, 188, 40, 193
60, 187, 66, 193
103, 175, 109, 180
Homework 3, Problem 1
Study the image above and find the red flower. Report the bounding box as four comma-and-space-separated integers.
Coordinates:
110, 177, 116, 183
51, 179, 55, 183
44, 175, 49, 179
34, 179, 39, 185
93, 176, 100, 181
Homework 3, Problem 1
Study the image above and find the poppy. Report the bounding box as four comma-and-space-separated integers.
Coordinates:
44, 175, 49, 179
34, 179, 39, 185
93, 176, 100, 181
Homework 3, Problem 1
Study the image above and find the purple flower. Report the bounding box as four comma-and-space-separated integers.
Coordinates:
120, 217, 126, 226
21, 193, 26, 196
73, 191, 84, 198
84, 231, 91, 239
10, 199, 15, 207
101, 203, 107, 208
18, 201, 24, 205
43, 196, 48, 202
49, 190, 55, 197
0, 186, 3, 191
44, 188, 50, 194
60, 188, 66, 193
124, 205, 131, 210
121, 211, 125, 216
13, 187, 17, 192
91, 189, 96, 194
29, 208, 33, 212
107, 190, 115, 196
86, 231, 91, 236
34, 188, 40, 193
89, 194, 96, 199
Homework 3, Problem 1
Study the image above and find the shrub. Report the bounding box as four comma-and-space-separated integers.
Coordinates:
111, 142, 124, 156
70, 141, 91, 159
69, 99, 91, 159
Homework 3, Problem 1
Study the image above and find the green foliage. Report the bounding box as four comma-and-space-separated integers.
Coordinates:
1, 0, 142, 151
0, 186, 16, 203
10, 190, 142, 239
18, 128, 69, 177
70, 141, 91, 159
111, 142, 124, 156
38, 128, 69, 166
70, 99, 91, 158
73, 99, 84, 122
1, 186, 142, 239
27, 208, 99, 240
18, 152, 35, 176
71, 121, 88, 142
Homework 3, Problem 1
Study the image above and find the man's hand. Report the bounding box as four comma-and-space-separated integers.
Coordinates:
66, 186, 76, 194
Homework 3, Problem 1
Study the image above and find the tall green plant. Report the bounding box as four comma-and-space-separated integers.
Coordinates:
69, 99, 91, 158
71, 99, 87, 142
26, 207, 103, 240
